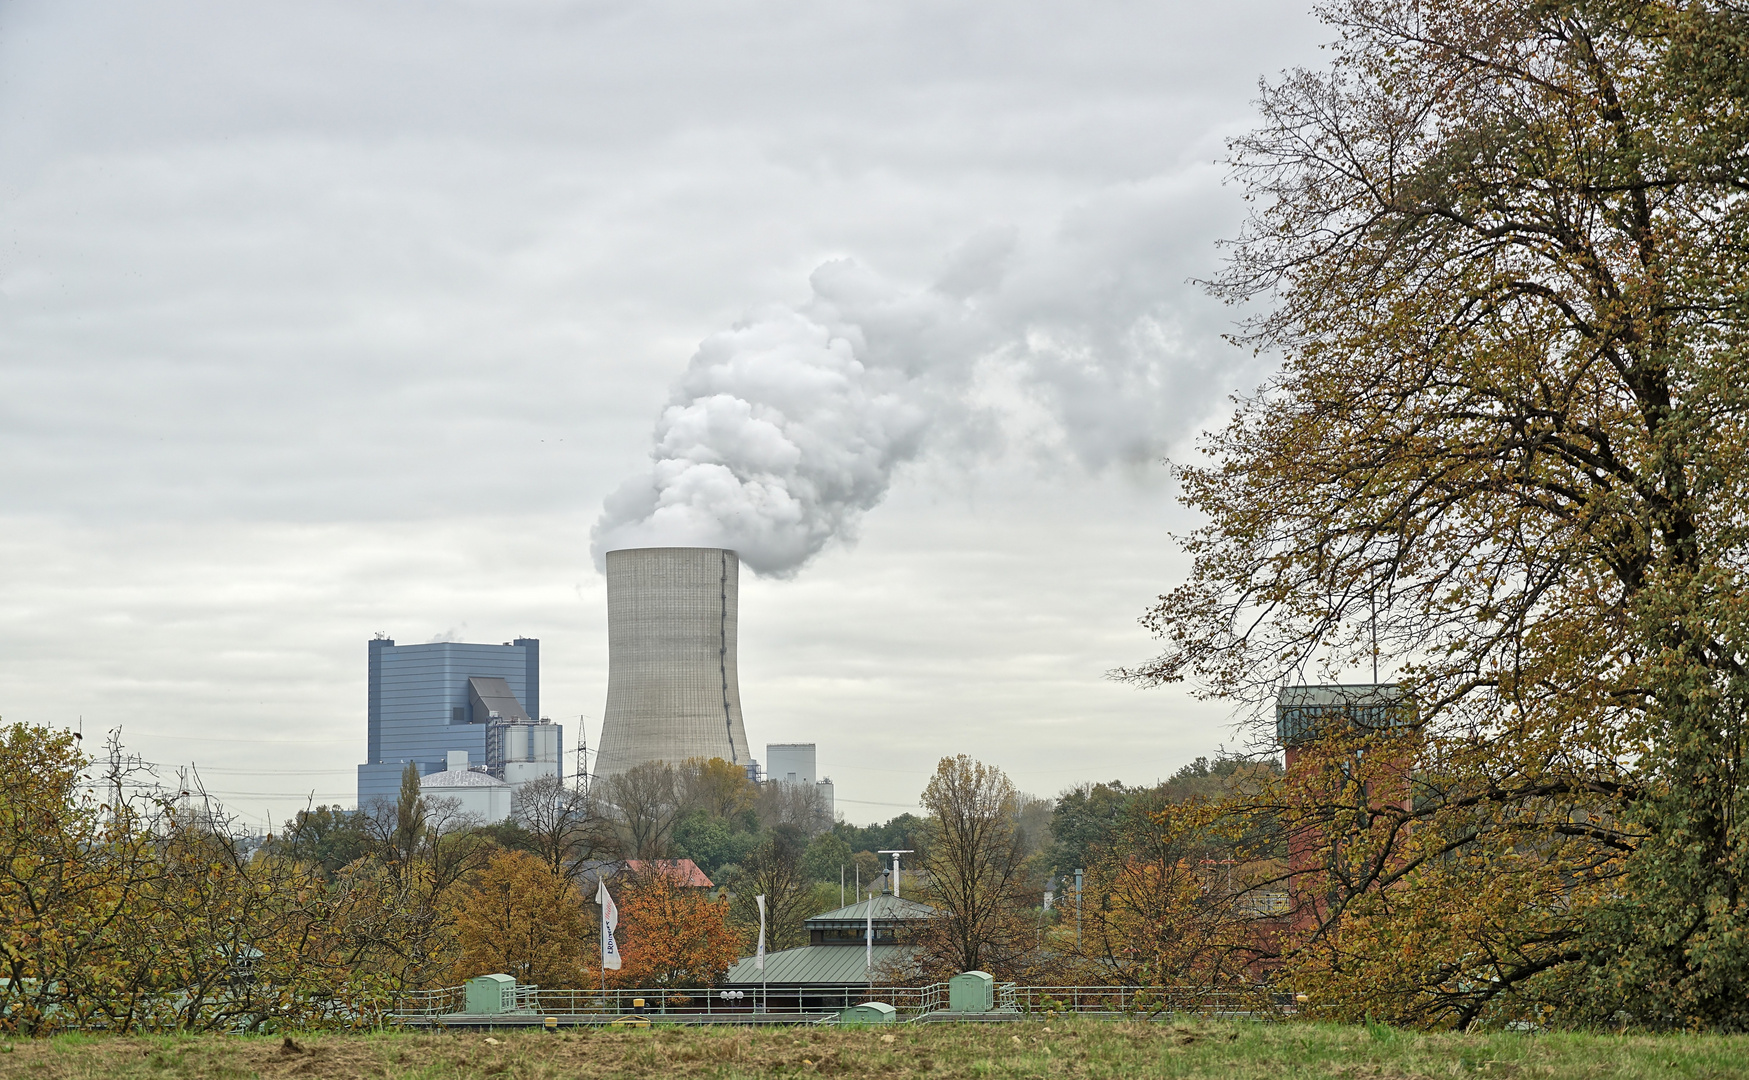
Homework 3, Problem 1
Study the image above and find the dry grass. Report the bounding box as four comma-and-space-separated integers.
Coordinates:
2, 1019, 1747, 1079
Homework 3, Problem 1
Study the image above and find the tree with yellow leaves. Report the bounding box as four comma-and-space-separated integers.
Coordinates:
449, 849, 591, 989
1125, 0, 1749, 1027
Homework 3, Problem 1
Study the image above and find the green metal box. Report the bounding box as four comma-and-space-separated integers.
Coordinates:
947, 971, 994, 1012
464, 973, 516, 1015
841, 1001, 897, 1024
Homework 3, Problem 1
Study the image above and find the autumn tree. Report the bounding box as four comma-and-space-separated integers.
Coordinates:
346, 790, 491, 990
0, 723, 398, 1033
1126, 0, 1749, 1028
449, 849, 591, 988
1071, 794, 1281, 992
611, 868, 740, 990
914, 755, 1037, 978
0, 724, 158, 1033
677, 756, 760, 821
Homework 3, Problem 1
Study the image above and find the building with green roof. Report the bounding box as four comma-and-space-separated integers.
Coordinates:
725, 893, 935, 993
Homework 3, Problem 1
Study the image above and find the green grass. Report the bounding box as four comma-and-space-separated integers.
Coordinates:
2, 1018, 1747, 1079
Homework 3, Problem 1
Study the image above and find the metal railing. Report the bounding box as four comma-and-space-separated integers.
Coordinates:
1003, 985, 1283, 1017
517, 986, 932, 1019
391, 985, 466, 1018
389, 982, 1287, 1023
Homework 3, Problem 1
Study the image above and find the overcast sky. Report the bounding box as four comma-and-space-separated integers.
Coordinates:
0, 0, 1326, 830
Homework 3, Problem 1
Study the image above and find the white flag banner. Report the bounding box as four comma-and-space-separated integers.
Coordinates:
597, 877, 622, 971
865, 898, 874, 973
755, 894, 767, 973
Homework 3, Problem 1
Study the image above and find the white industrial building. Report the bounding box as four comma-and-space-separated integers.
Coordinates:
767, 742, 834, 820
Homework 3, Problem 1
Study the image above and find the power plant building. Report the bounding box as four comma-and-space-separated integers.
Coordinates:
356, 637, 561, 810
594, 547, 752, 777
767, 741, 835, 820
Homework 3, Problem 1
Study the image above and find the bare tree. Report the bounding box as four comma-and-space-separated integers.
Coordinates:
512, 774, 618, 878
1012, 794, 1054, 861
602, 760, 683, 859
757, 779, 832, 836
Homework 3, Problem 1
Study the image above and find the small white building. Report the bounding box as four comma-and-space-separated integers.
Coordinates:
421, 750, 513, 823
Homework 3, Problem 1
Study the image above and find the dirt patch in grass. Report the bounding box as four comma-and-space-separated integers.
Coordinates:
2, 1020, 1747, 1080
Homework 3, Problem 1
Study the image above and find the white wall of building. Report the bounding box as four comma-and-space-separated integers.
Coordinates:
766, 743, 816, 784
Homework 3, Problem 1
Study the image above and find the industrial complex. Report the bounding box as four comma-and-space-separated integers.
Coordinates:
355, 545, 833, 820
355, 636, 561, 815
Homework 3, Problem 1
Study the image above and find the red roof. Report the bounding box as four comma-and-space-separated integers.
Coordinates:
623, 858, 714, 888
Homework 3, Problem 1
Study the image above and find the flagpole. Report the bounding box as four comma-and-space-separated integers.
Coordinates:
755, 893, 767, 1017
597, 875, 621, 1009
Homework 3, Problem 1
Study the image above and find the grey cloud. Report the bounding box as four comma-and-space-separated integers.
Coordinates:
0, 0, 1328, 824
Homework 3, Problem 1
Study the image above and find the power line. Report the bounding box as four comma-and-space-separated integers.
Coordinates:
97, 729, 350, 747
834, 797, 920, 810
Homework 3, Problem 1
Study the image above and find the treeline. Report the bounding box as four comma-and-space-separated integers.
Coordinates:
0, 726, 759, 1033
0, 720, 1288, 1035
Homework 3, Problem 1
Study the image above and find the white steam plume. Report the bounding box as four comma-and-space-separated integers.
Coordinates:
592, 198, 1236, 577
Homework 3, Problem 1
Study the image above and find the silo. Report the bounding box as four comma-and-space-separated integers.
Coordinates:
594, 547, 752, 777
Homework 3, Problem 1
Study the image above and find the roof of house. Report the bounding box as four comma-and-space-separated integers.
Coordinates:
724, 943, 913, 986
622, 858, 714, 888
804, 893, 936, 928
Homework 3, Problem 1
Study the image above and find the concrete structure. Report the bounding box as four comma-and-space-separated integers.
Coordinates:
594, 548, 751, 777
767, 742, 835, 821
356, 636, 560, 806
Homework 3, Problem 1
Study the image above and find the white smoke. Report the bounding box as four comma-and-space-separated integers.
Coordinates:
591, 289, 930, 576
592, 193, 1235, 578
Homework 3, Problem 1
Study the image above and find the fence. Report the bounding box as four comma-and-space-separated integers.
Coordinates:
389, 982, 1286, 1024
998, 985, 1281, 1017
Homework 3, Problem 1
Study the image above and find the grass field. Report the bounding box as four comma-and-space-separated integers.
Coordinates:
3, 1019, 1748, 1080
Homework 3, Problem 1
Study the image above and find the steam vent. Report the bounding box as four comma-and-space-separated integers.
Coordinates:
594, 547, 752, 778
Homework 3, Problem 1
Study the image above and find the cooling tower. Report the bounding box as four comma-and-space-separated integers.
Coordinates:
594, 547, 752, 777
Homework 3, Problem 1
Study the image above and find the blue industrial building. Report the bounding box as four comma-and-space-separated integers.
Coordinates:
355, 636, 560, 807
